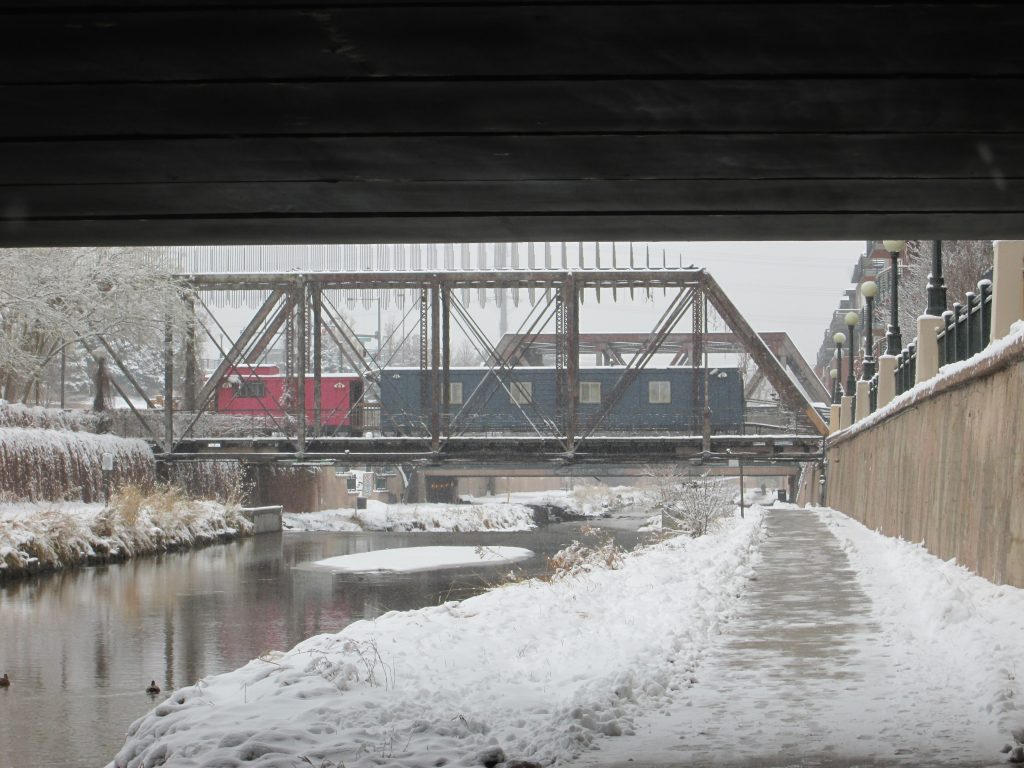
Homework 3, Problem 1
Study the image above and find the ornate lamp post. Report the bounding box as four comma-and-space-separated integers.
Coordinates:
926, 240, 947, 317
883, 239, 906, 354
830, 366, 839, 404
860, 281, 878, 379
845, 310, 859, 399
833, 332, 846, 395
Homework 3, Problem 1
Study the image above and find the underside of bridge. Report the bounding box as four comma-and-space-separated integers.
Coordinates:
2, 2, 1023, 246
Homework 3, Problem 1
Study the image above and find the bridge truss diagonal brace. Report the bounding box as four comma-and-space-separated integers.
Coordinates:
699, 273, 829, 436
575, 285, 695, 450
171, 288, 289, 452
444, 287, 561, 444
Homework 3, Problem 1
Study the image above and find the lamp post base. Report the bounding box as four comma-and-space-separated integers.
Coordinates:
877, 355, 898, 408
855, 379, 871, 422
829, 403, 842, 433
839, 395, 854, 430
916, 315, 944, 383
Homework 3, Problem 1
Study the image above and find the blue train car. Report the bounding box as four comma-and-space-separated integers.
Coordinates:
378, 366, 745, 435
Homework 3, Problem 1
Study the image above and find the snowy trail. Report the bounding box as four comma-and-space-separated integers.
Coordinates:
579, 506, 1007, 767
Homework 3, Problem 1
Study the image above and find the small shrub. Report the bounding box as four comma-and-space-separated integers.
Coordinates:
546, 534, 625, 580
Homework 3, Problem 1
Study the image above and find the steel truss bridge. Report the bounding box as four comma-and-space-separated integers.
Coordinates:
110, 267, 827, 468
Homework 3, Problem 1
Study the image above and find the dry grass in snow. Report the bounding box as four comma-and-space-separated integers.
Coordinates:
0, 485, 252, 580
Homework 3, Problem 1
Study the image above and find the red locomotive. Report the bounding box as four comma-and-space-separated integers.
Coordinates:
214, 365, 366, 433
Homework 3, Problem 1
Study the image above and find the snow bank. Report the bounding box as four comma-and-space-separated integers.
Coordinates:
283, 499, 536, 533
0, 426, 154, 502
469, 486, 648, 519
0, 495, 252, 581
816, 506, 1024, 747
111, 509, 764, 768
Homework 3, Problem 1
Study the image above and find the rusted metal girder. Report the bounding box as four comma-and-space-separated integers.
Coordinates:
700, 273, 829, 436
430, 284, 441, 452
312, 284, 322, 438
564, 273, 579, 452
442, 284, 451, 437
295, 280, 307, 457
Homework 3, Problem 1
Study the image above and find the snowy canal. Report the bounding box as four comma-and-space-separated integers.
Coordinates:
0, 518, 644, 768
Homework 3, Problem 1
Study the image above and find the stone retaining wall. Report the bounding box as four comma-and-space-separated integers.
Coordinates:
824, 335, 1024, 587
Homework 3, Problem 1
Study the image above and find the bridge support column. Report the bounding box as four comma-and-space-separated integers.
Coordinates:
916, 315, 944, 384
877, 354, 897, 408
295, 280, 307, 458
839, 395, 853, 429
991, 240, 1024, 342
855, 380, 871, 422
430, 282, 441, 453
312, 283, 322, 437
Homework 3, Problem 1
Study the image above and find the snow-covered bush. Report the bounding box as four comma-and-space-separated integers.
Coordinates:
546, 526, 625, 579
643, 465, 734, 538
0, 403, 101, 432
0, 426, 154, 502
165, 459, 250, 504
663, 474, 734, 538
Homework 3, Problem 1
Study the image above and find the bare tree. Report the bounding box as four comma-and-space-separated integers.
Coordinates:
377, 318, 421, 368
882, 240, 994, 339
451, 339, 484, 367
0, 247, 190, 404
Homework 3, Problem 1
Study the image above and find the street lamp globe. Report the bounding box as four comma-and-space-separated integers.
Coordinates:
830, 367, 838, 380
833, 332, 846, 346
882, 239, 906, 253
845, 310, 859, 328
860, 280, 878, 299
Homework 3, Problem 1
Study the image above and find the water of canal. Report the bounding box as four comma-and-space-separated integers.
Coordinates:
0, 516, 647, 767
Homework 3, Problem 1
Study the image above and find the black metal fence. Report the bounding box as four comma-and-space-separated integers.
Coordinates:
937, 280, 993, 368
860, 278, 993, 414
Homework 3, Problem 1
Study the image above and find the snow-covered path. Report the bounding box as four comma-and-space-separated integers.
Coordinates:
108, 504, 1023, 768
580, 506, 1007, 767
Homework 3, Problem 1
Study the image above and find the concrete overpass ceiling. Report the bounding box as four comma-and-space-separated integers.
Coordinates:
2, 2, 1023, 245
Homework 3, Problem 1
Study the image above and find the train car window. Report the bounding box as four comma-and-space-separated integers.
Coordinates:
237, 381, 265, 398
648, 380, 671, 404
579, 381, 601, 403
510, 381, 532, 404
448, 382, 464, 405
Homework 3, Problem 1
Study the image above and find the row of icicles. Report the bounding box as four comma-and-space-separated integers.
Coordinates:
156, 243, 689, 309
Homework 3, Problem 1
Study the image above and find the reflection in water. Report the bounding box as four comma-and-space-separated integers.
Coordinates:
0, 522, 642, 768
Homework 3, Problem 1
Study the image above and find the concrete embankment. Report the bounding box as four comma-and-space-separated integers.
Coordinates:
823, 332, 1024, 587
